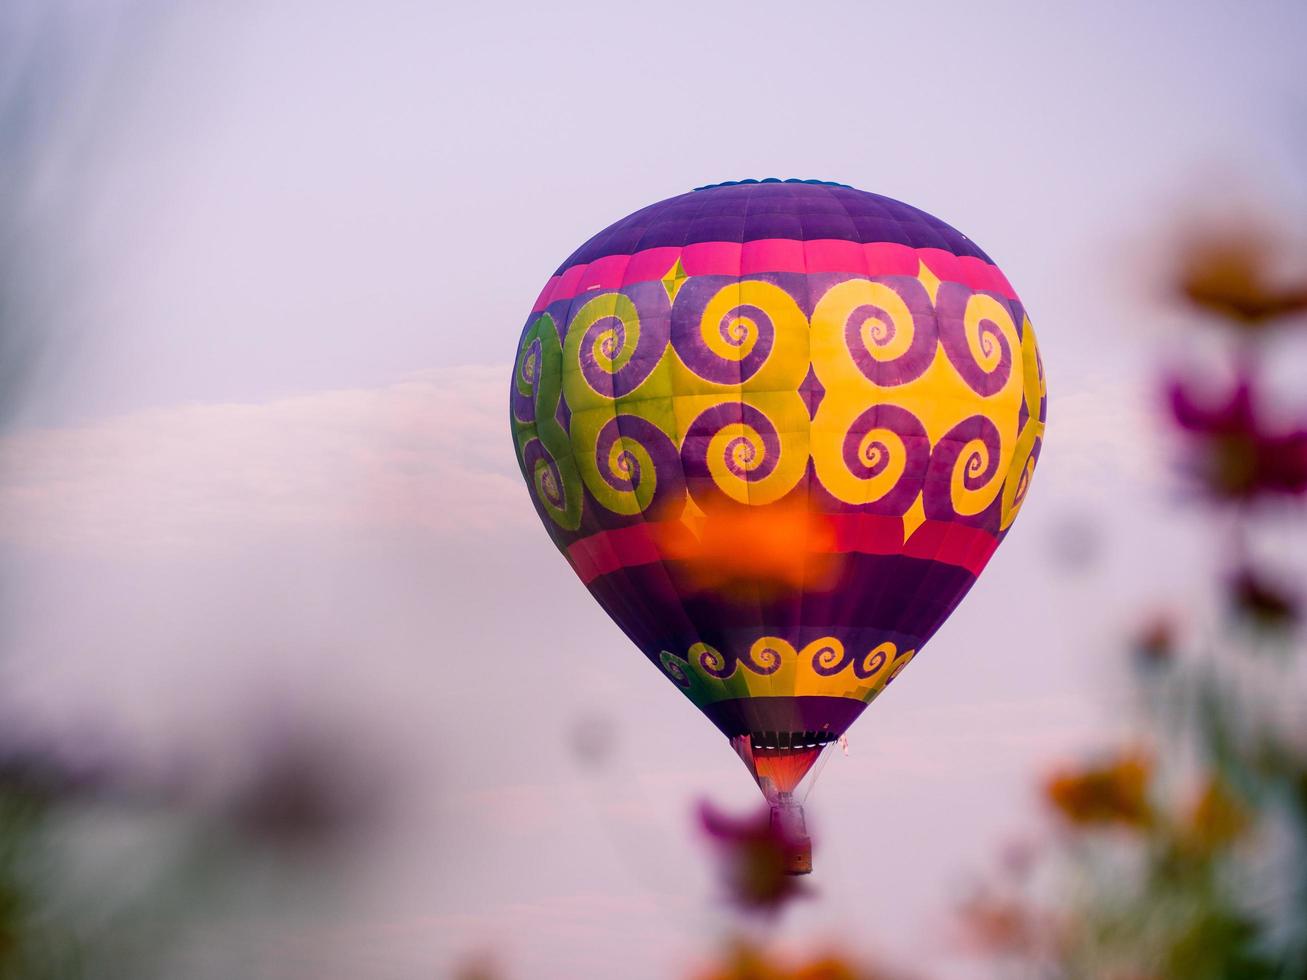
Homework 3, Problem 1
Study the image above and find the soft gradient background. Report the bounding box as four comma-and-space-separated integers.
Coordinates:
2, 1, 1306, 976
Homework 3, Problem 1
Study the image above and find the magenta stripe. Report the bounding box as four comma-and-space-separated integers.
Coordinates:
531, 239, 1018, 312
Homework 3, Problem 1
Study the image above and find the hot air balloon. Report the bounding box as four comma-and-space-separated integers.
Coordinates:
509, 178, 1046, 873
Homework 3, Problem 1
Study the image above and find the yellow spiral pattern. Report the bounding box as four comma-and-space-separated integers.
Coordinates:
657, 635, 926, 707
539, 266, 1039, 525
962, 293, 1017, 374
673, 280, 809, 396
949, 434, 1001, 517
811, 278, 918, 386
1000, 315, 1047, 530
813, 417, 912, 506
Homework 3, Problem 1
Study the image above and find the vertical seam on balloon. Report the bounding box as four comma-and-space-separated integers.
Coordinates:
657, 185, 718, 688
790, 186, 814, 722
621, 241, 684, 659
842, 181, 879, 707
737, 185, 772, 712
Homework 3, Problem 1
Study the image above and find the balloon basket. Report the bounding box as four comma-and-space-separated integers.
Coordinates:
770, 796, 812, 876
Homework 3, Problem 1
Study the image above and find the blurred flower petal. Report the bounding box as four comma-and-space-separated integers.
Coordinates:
1177, 233, 1307, 328
698, 801, 808, 914
1184, 777, 1252, 853
1044, 751, 1153, 828
1165, 374, 1307, 501
1228, 567, 1299, 631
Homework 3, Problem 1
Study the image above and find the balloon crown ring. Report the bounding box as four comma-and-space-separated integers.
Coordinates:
692, 177, 853, 191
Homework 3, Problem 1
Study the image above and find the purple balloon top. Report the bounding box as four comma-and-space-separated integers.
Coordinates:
555, 178, 991, 273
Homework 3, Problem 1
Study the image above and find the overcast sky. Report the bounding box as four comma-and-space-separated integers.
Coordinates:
2, 1, 1306, 977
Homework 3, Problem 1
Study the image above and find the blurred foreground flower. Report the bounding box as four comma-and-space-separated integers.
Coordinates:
698, 802, 808, 914
1227, 566, 1299, 631
1177, 232, 1307, 328
452, 951, 505, 980
1044, 752, 1153, 829
0, 742, 115, 811
0, 710, 390, 979
1182, 777, 1251, 855
1166, 375, 1307, 501
222, 724, 384, 857
691, 940, 906, 980
1132, 614, 1178, 670
957, 888, 1061, 962
964, 207, 1307, 980
0, 743, 91, 979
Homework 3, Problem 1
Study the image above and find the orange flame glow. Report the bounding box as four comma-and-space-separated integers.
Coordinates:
655, 500, 841, 599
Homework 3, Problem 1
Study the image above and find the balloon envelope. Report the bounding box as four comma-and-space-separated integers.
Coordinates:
510, 179, 1045, 796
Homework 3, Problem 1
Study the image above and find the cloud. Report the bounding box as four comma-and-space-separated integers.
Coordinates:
0, 362, 1169, 557
1038, 373, 1170, 501
0, 364, 525, 554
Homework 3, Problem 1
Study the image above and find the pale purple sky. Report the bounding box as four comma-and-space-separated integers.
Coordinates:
2, 1, 1306, 977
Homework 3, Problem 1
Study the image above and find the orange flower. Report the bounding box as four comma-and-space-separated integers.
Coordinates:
1177, 233, 1307, 328
958, 893, 1037, 956
691, 941, 880, 980
1184, 777, 1251, 852
1044, 752, 1153, 828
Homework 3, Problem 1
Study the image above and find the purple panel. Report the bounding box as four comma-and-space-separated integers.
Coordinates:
595, 551, 976, 660
556, 181, 994, 272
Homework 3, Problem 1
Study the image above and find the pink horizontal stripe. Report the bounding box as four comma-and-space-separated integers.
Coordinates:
824, 513, 999, 572
531, 239, 1018, 313
899, 518, 1000, 570
565, 516, 998, 585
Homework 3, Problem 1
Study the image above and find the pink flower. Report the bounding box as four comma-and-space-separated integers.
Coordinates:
1167, 376, 1307, 501
698, 801, 809, 913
